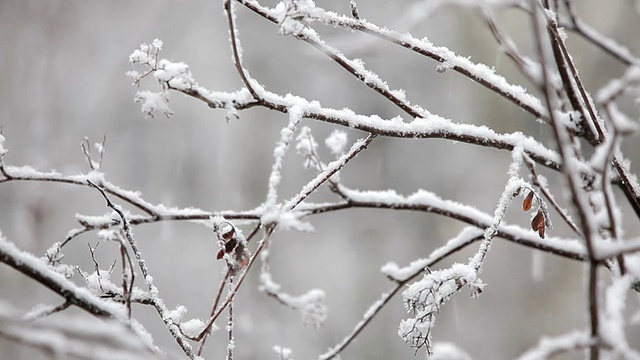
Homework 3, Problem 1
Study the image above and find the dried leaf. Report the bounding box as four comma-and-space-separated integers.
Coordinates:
531, 210, 544, 232
538, 226, 545, 239
522, 191, 534, 212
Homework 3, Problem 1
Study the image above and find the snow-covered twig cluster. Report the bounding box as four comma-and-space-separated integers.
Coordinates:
1, 0, 640, 359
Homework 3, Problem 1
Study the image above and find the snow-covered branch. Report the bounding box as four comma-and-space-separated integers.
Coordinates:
2, 0, 640, 359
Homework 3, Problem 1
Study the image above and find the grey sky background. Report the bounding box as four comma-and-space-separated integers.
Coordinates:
1, 1, 639, 359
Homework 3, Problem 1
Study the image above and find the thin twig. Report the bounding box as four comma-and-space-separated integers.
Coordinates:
320, 231, 482, 359
225, 0, 259, 100
522, 155, 582, 236
529, 3, 600, 359
196, 270, 231, 356
226, 277, 235, 360
236, 0, 549, 121
86, 180, 197, 359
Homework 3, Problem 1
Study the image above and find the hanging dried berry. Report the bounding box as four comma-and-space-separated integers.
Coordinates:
522, 191, 534, 212
531, 209, 546, 239
214, 221, 250, 275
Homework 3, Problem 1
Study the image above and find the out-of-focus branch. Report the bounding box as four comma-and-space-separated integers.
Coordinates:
482, 12, 539, 84
529, 3, 600, 359
543, 5, 602, 143
0, 305, 159, 360
560, 0, 640, 66
0, 234, 163, 357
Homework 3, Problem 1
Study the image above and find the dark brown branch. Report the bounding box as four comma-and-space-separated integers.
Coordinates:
529, 3, 600, 359
561, 0, 640, 66
483, 13, 537, 84
544, 9, 602, 143
225, 0, 260, 100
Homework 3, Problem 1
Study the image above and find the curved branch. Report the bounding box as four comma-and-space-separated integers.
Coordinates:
175, 83, 563, 171
302, 187, 587, 261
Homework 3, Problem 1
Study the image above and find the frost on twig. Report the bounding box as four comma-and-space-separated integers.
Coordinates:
398, 148, 554, 354
325, 129, 348, 157
266, 106, 304, 209
273, 345, 294, 360
399, 263, 484, 354
274, 0, 322, 36
128, 39, 196, 119
43, 241, 74, 279
212, 216, 250, 275
599, 275, 640, 358
134, 90, 173, 119
295, 127, 320, 171
429, 342, 473, 360
259, 272, 327, 328
0, 132, 7, 159
81, 136, 106, 172
514, 330, 591, 360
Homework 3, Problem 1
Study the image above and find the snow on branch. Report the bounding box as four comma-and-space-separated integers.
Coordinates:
381, 227, 484, 282
86, 181, 197, 359
0, 231, 162, 356
515, 330, 591, 360
599, 275, 640, 359
3, 1, 640, 359
0, 303, 157, 360
134, 41, 565, 172
314, 186, 586, 261
259, 273, 327, 328
238, 0, 549, 121
399, 263, 484, 354
0, 133, 7, 159
320, 227, 483, 360
265, 106, 304, 209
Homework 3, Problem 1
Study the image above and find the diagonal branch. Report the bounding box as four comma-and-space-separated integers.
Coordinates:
320, 228, 483, 360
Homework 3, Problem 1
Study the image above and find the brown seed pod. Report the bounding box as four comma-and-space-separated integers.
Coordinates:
222, 226, 235, 241
531, 209, 545, 232
522, 191, 534, 212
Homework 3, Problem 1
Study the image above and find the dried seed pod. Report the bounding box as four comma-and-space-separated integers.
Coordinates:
522, 191, 534, 212
531, 209, 545, 232
221, 226, 235, 242
213, 221, 251, 275
538, 225, 546, 239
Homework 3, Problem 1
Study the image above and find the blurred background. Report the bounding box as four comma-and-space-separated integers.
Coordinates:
1, 0, 639, 359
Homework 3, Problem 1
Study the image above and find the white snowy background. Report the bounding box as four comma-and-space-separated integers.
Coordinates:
1, 0, 639, 359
